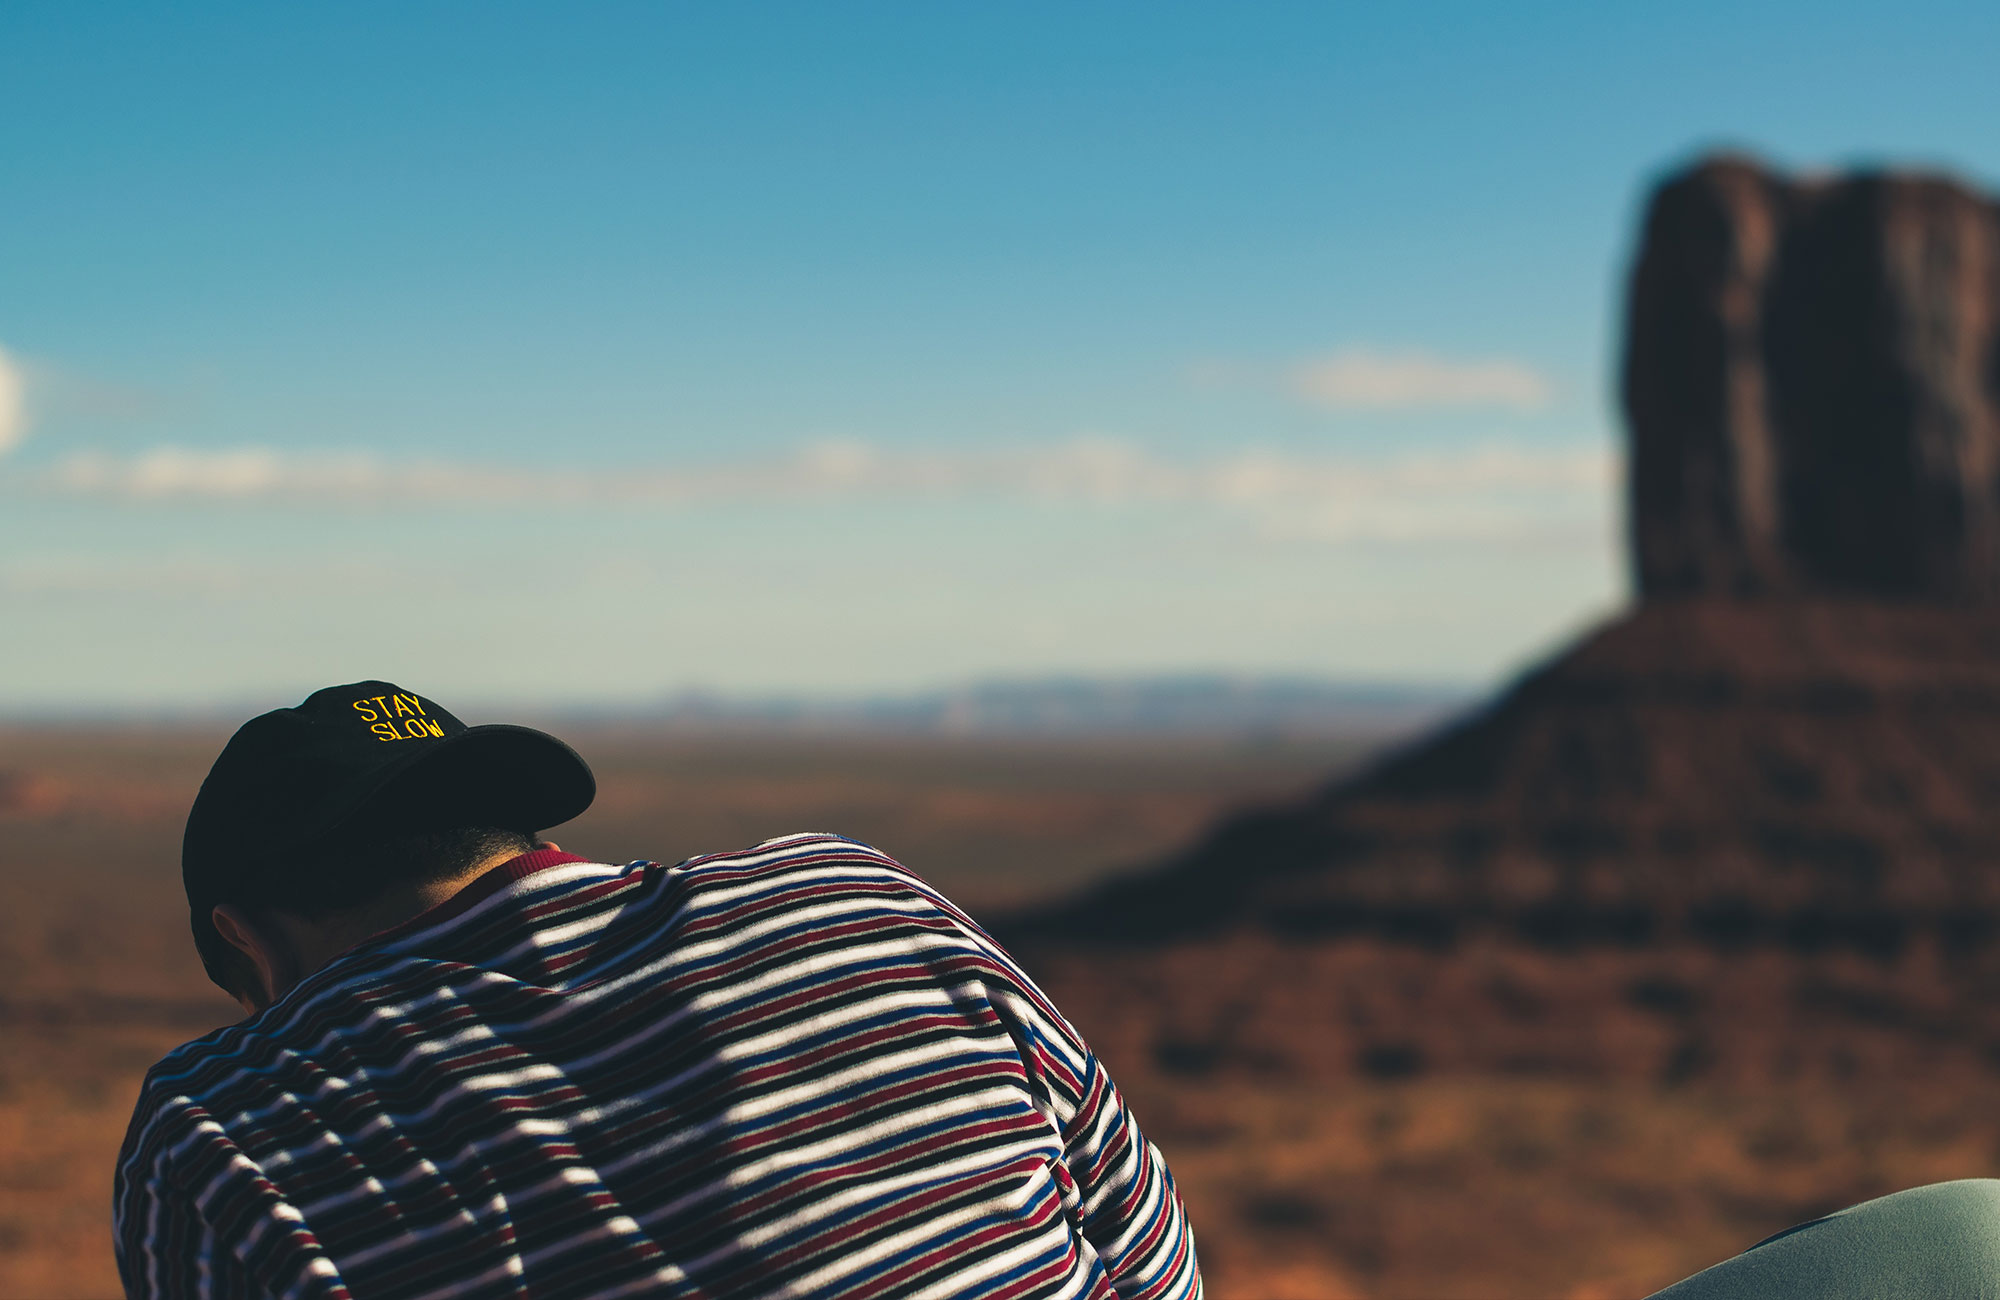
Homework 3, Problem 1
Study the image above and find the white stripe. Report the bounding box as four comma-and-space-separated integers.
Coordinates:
632, 1079, 1037, 1213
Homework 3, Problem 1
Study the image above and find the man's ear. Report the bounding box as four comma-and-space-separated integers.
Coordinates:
211, 904, 298, 1014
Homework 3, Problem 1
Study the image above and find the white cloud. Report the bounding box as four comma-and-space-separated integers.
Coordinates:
23, 437, 1616, 545
0, 346, 25, 455
1, 555, 329, 598
50, 447, 415, 500
1289, 349, 1553, 411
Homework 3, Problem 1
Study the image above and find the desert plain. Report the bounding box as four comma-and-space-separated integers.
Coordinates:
7, 717, 2000, 1299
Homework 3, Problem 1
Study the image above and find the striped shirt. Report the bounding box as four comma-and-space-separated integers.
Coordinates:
115, 834, 1202, 1300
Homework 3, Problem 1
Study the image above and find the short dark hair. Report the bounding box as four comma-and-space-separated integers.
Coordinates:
200, 823, 540, 998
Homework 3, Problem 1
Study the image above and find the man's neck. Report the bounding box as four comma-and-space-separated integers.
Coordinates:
269, 847, 528, 990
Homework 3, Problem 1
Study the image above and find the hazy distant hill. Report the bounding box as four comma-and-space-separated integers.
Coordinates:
2, 675, 1474, 735
644, 675, 1474, 737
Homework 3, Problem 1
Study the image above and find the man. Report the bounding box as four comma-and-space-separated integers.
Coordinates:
116, 681, 1202, 1300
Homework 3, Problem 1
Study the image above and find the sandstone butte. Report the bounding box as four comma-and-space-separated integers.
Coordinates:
1011, 154, 2000, 969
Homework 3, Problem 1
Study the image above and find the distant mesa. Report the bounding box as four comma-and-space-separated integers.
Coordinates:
650, 676, 1469, 737
1012, 155, 2000, 957
1628, 155, 2000, 601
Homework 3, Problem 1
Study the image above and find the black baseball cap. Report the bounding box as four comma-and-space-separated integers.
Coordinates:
183, 680, 595, 988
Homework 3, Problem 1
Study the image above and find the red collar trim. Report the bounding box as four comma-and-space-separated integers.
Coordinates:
491, 847, 592, 881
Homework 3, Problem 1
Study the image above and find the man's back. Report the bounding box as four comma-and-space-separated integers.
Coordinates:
117, 834, 1201, 1300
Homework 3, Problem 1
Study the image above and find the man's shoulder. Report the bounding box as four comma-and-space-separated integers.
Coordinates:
676, 830, 910, 875
669, 831, 955, 909
118, 1015, 265, 1190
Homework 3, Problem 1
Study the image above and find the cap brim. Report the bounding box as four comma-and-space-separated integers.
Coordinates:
325, 724, 596, 839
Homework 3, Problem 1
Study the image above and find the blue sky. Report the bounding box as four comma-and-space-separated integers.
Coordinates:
2, 2, 1996, 709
